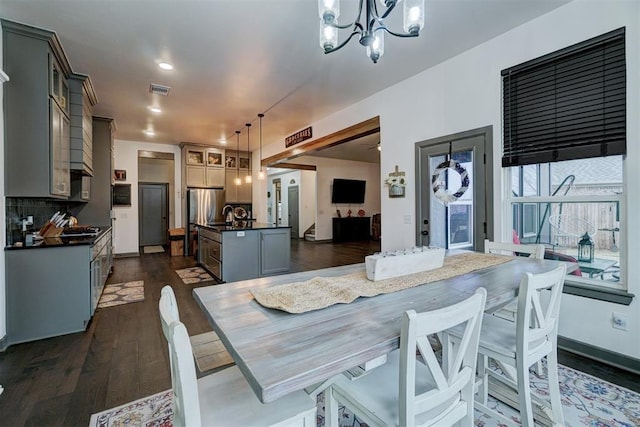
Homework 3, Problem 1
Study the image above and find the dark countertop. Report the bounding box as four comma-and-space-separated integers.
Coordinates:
195, 221, 291, 232
5, 225, 112, 250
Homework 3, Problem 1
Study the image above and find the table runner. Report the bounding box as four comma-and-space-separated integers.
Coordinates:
251, 252, 512, 313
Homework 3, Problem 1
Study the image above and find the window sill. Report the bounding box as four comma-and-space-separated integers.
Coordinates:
563, 280, 634, 305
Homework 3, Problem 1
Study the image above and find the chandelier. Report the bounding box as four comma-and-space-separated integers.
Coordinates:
318, 0, 425, 63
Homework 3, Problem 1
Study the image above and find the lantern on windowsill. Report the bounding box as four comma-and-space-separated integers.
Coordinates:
577, 232, 594, 263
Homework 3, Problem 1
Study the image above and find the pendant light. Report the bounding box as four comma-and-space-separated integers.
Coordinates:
258, 113, 265, 180
234, 130, 241, 186
245, 123, 252, 184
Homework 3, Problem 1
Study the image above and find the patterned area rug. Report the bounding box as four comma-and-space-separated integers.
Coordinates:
88, 364, 640, 426
175, 267, 214, 284
143, 245, 164, 254
97, 281, 144, 308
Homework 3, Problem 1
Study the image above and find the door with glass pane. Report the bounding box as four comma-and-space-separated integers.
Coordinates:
416, 127, 492, 251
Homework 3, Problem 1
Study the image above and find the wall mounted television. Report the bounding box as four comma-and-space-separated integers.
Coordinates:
331, 178, 366, 204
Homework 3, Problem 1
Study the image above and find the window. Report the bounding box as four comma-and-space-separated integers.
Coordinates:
504, 29, 627, 295
509, 157, 623, 289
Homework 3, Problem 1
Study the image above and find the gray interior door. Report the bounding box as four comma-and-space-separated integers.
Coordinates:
288, 185, 299, 239
139, 183, 168, 246
415, 127, 493, 252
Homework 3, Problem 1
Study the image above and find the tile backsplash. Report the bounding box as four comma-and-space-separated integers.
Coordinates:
5, 198, 75, 246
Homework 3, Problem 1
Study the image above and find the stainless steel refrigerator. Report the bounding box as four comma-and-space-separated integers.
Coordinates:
186, 188, 225, 255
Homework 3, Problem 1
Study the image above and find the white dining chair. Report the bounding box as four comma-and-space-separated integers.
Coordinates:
484, 239, 548, 375
446, 264, 567, 427
484, 239, 545, 259
485, 239, 545, 321
325, 288, 487, 427
159, 286, 316, 427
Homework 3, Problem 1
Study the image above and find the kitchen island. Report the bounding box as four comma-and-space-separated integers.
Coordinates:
195, 222, 291, 283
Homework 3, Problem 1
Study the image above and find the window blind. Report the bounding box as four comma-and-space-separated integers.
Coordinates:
502, 28, 626, 167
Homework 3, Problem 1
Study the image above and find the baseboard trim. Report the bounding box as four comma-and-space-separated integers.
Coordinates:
114, 252, 140, 258
558, 335, 640, 375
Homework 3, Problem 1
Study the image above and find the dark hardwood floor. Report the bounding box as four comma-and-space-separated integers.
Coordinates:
0, 239, 637, 426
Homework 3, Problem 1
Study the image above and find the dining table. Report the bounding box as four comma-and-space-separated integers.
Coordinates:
192, 254, 568, 404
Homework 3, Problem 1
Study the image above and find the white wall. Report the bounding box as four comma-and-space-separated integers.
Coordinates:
257, 1, 640, 359
291, 157, 381, 240
113, 139, 182, 254
299, 170, 317, 238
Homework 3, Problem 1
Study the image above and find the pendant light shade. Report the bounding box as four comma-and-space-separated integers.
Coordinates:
258, 113, 265, 180
234, 131, 241, 186
245, 123, 252, 184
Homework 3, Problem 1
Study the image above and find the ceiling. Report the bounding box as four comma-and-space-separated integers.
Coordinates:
1, 0, 570, 157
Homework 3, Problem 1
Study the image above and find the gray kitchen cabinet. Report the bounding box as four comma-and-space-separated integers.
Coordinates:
69, 73, 98, 176
51, 99, 71, 197
4, 228, 112, 347
2, 19, 73, 198
220, 229, 260, 281
181, 144, 225, 188
225, 169, 252, 203
199, 228, 222, 279
260, 229, 291, 275
186, 165, 206, 187
205, 148, 225, 187
197, 225, 289, 282
77, 117, 113, 225
225, 149, 252, 202
206, 167, 225, 187
70, 174, 91, 202
90, 229, 113, 315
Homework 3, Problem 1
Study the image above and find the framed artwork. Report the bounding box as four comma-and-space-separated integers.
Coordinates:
207, 151, 222, 166
187, 150, 204, 165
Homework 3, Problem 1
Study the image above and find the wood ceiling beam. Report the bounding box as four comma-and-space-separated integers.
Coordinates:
261, 116, 380, 167
270, 163, 317, 171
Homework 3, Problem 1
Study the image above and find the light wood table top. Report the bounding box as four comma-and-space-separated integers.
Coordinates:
193, 256, 565, 403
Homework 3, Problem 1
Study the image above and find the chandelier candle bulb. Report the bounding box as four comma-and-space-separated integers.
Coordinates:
404, 0, 425, 34
365, 246, 445, 281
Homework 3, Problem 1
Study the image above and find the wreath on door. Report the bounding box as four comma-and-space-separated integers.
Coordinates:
431, 159, 470, 205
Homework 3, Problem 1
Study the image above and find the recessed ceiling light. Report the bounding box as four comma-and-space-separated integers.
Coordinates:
158, 62, 174, 70
148, 106, 162, 113
144, 129, 155, 136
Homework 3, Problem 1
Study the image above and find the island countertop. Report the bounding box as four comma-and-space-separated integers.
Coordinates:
194, 221, 291, 232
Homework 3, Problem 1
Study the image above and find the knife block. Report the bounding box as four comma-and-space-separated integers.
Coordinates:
39, 221, 63, 238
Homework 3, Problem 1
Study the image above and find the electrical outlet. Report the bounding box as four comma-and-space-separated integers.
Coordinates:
612, 312, 628, 330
